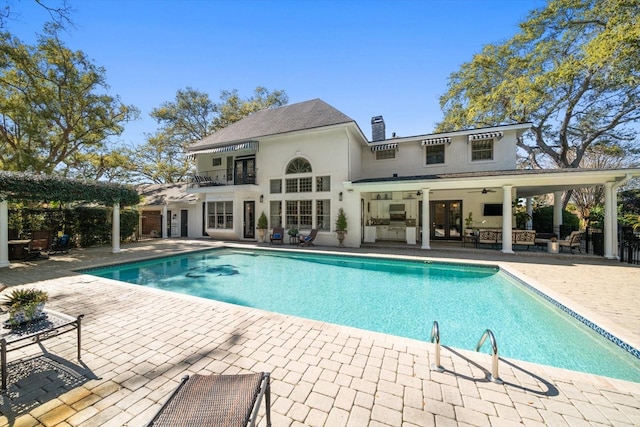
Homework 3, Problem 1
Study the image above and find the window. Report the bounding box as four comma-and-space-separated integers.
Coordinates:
212, 157, 222, 167
285, 177, 312, 193
286, 157, 312, 174
376, 149, 396, 160
471, 139, 493, 161
286, 200, 312, 230
270, 201, 282, 227
425, 144, 445, 165
316, 176, 330, 192
316, 200, 330, 231
270, 179, 282, 194
207, 201, 233, 229
226, 156, 233, 182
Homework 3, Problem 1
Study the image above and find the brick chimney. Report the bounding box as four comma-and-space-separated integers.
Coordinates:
371, 116, 385, 141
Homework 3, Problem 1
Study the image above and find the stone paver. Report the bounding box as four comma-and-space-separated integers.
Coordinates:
0, 239, 638, 426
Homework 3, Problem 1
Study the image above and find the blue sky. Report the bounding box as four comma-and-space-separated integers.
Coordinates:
14, 0, 545, 145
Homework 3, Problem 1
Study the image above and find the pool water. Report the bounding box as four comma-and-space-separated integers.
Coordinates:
85, 248, 640, 382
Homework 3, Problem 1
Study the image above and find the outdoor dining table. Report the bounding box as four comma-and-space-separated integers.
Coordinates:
7, 239, 30, 260
0, 309, 84, 390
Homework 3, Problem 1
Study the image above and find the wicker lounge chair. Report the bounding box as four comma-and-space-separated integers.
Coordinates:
269, 227, 284, 245
148, 372, 271, 427
298, 229, 318, 247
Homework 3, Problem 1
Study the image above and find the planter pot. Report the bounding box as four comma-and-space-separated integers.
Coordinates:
8, 302, 46, 326
336, 230, 347, 247
257, 229, 267, 243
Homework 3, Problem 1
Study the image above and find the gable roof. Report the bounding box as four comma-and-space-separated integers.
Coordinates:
187, 98, 355, 151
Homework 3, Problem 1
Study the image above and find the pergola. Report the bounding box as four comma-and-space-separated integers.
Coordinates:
0, 172, 140, 268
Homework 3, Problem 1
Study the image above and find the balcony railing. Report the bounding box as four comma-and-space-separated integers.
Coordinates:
188, 170, 257, 188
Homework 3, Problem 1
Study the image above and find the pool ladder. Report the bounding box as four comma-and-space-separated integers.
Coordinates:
430, 321, 503, 384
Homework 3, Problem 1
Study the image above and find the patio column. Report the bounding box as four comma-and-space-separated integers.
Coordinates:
421, 189, 430, 249
553, 191, 563, 237
0, 200, 9, 268
162, 205, 168, 239
112, 202, 121, 254
526, 197, 533, 230
603, 182, 615, 259
501, 185, 514, 254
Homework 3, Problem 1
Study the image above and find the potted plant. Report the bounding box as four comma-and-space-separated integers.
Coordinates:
2, 288, 49, 326
287, 228, 298, 237
257, 212, 269, 242
464, 212, 473, 230
335, 208, 348, 247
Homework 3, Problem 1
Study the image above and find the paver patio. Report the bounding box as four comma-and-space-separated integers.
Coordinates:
0, 239, 638, 426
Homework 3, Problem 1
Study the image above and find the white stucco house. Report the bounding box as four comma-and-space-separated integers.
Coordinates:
145, 98, 640, 259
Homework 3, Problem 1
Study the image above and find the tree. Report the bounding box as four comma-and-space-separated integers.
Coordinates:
0, 25, 138, 174
213, 87, 288, 130
0, 0, 74, 30
131, 87, 288, 183
437, 0, 640, 205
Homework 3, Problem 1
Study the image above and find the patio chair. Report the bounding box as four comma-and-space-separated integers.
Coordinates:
269, 227, 284, 245
25, 230, 51, 260
297, 229, 318, 247
50, 234, 71, 254
559, 230, 583, 253
147, 372, 271, 427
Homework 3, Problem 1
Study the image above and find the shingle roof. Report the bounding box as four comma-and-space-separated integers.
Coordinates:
187, 98, 355, 150
138, 182, 198, 206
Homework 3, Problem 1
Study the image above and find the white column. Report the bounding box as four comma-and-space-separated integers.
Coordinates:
112, 202, 121, 254
162, 205, 168, 239
603, 182, 615, 259
525, 197, 533, 230
0, 200, 9, 268
553, 191, 563, 237
501, 185, 514, 254
421, 189, 430, 249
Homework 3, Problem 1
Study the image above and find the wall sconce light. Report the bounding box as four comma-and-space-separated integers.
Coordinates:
416, 191, 422, 196
259, 195, 264, 203
172, 214, 177, 220
339, 192, 343, 201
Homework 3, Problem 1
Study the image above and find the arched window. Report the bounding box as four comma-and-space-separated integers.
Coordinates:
286, 158, 312, 174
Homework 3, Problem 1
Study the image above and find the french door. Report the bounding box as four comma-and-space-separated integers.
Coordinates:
430, 201, 462, 240
244, 201, 255, 239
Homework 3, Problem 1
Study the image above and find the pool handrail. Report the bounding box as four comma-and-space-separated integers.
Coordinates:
429, 321, 444, 372
475, 329, 503, 384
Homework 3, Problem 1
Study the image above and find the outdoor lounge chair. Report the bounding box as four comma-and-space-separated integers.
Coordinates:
50, 234, 71, 254
559, 230, 583, 253
269, 227, 284, 245
297, 229, 318, 247
147, 372, 271, 427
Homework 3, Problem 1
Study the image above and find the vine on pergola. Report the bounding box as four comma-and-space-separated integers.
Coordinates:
0, 172, 140, 206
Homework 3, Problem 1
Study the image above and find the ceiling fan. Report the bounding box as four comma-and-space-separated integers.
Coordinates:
469, 188, 496, 194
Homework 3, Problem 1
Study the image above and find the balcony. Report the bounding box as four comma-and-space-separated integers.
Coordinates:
188, 169, 257, 189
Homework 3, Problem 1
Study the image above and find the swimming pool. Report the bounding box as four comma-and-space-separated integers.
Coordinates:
84, 248, 640, 382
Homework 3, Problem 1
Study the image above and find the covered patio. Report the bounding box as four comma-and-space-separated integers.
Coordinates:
348, 167, 640, 259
